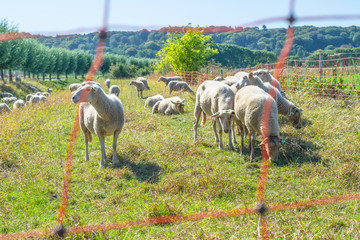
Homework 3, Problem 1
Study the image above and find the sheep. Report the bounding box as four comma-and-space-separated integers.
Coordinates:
42, 92, 50, 97
144, 94, 164, 108
234, 85, 281, 162
39, 95, 47, 102
234, 71, 249, 80
47, 87, 53, 93
26, 94, 33, 103
1, 97, 17, 104
193, 81, 235, 150
213, 76, 224, 81
136, 77, 150, 90
221, 76, 242, 86
157, 76, 182, 87
252, 69, 285, 96
0, 92, 14, 98
109, 85, 120, 97
152, 96, 185, 115
13, 99, 25, 110
168, 81, 194, 95
29, 95, 42, 105
69, 83, 81, 92
246, 73, 303, 129
129, 80, 146, 98
0, 103, 11, 114
71, 83, 125, 168
105, 78, 111, 89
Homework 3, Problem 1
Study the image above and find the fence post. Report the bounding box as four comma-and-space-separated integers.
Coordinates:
220, 69, 223, 78
286, 59, 290, 92
319, 53, 323, 82
351, 58, 360, 88
206, 68, 209, 80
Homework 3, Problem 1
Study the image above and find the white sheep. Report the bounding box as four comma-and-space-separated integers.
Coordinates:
105, 78, 111, 89
221, 76, 243, 86
152, 96, 185, 115
29, 95, 46, 105
71, 83, 125, 168
136, 77, 150, 90
47, 87, 53, 93
234, 85, 281, 162
252, 69, 285, 96
0, 92, 14, 98
69, 83, 81, 92
13, 99, 25, 110
1, 97, 17, 104
234, 71, 249, 80
42, 92, 50, 97
129, 80, 146, 98
213, 76, 224, 81
193, 81, 235, 150
144, 94, 164, 108
246, 73, 302, 129
26, 94, 33, 103
168, 81, 194, 94
109, 85, 120, 97
0, 103, 11, 114
157, 76, 182, 88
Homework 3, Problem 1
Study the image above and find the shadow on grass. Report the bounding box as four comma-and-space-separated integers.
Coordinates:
279, 115, 313, 129
110, 154, 162, 184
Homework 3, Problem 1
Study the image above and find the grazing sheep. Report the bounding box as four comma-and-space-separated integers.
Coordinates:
221, 76, 243, 86
109, 85, 120, 97
0, 92, 14, 98
29, 95, 41, 105
168, 81, 194, 94
246, 73, 302, 129
193, 81, 235, 150
157, 76, 182, 87
252, 69, 285, 96
39, 95, 47, 102
42, 92, 50, 97
1, 97, 17, 104
0, 103, 11, 114
129, 80, 146, 98
47, 87, 53, 93
234, 85, 281, 162
105, 79, 111, 89
152, 96, 185, 115
26, 94, 33, 103
13, 99, 25, 110
72, 83, 125, 168
234, 71, 249, 80
136, 77, 150, 90
69, 83, 81, 92
144, 94, 164, 108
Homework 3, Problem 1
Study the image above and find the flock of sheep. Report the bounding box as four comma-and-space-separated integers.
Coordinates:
0, 88, 52, 114
1, 70, 302, 168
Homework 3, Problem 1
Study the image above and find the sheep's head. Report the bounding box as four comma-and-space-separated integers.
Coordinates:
211, 109, 235, 134
157, 76, 165, 82
171, 99, 185, 113
71, 84, 100, 104
288, 106, 303, 129
261, 136, 281, 163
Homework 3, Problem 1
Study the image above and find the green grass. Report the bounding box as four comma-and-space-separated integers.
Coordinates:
1, 78, 360, 239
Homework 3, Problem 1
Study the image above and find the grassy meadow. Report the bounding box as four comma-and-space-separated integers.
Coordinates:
0, 77, 360, 239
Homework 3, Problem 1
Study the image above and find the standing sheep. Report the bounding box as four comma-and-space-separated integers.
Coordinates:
234, 86, 281, 162
71, 83, 125, 168
152, 96, 185, 115
136, 77, 150, 90
13, 99, 25, 110
0, 103, 11, 114
157, 76, 182, 88
129, 80, 146, 98
105, 79, 111, 89
252, 69, 285, 96
1, 97, 17, 105
109, 85, 120, 97
168, 81, 194, 94
193, 81, 235, 150
144, 94, 164, 108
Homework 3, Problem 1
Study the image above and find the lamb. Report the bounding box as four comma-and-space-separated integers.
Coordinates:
168, 81, 194, 94
193, 81, 235, 150
13, 99, 25, 110
234, 85, 281, 162
246, 73, 303, 129
152, 96, 185, 115
109, 85, 120, 97
136, 77, 150, 90
71, 83, 125, 168
0, 103, 11, 114
252, 69, 285, 96
105, 79, 111, 89
144, 94, 164, 108
129, 80, 146, 98
69, 83, 81, 92
157, 76, 182, 87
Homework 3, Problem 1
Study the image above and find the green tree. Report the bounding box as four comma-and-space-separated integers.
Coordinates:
154, 28, 218, 73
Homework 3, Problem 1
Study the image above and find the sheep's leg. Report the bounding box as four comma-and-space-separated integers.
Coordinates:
98, 134, 106, 168
137, 90, 140, 98
250, 132, 256, 162
112, 130, 120, 166
232, 119, 237, 145
240, 124, 246, 155
217, 119, 224, 150
193, 108, 202, 141
228, 122, 235, 151
84, 131, 90, 161
211, 119, 220, 147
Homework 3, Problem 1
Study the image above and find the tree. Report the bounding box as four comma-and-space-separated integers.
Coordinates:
154, 27, 218, 73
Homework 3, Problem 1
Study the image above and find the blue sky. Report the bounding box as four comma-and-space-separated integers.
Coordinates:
1, 0, 360, 35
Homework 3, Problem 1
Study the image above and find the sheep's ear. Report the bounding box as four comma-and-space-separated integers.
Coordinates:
181, 99, 185, 103
211, 112, 220, 118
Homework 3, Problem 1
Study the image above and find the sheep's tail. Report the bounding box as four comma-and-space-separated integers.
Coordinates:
201, 111, 206, 126
152, 101, 160, 114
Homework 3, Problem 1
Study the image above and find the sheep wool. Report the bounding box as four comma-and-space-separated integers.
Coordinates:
0, 103, 11, 114
144, 94, 164, 108
152, 96, 185, 115
157, 76, 182, 87
109, 85, 120, 97
13, 99, 25, 110
129, 80, 146, 98
168, 81, 194, 94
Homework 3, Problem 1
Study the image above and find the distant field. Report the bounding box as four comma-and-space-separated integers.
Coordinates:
0, 78, 360, 239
